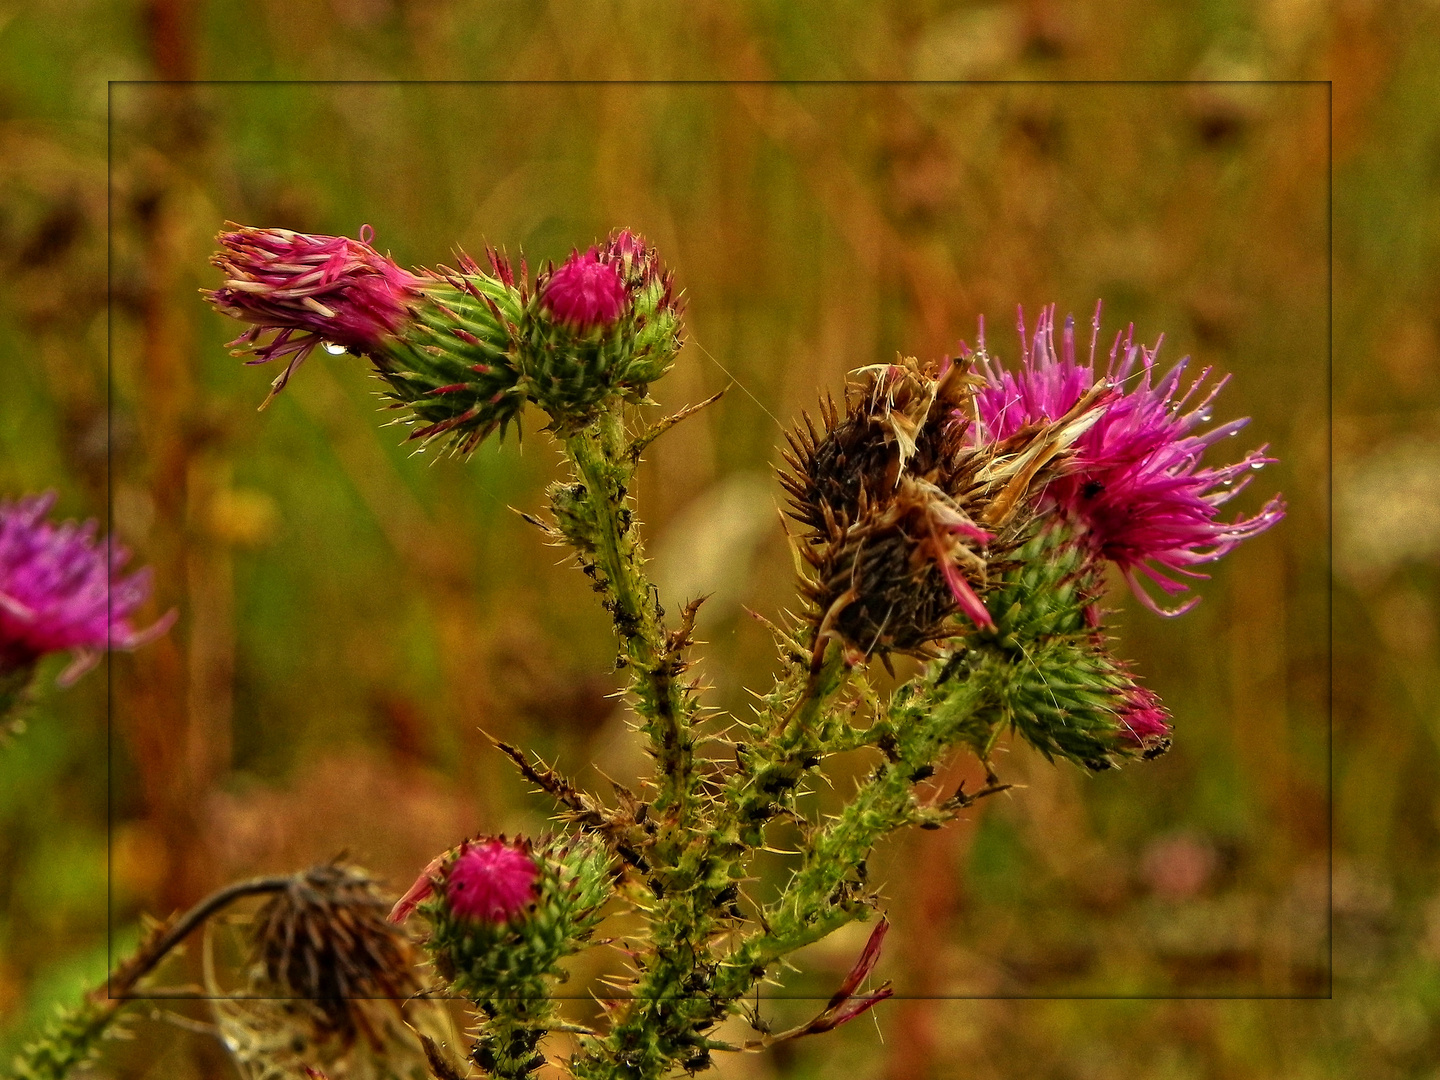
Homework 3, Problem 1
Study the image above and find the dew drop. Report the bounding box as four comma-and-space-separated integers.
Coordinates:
1196, 408, 1213, 422
323, 342, 347, 355
1250, 461, 1265, 469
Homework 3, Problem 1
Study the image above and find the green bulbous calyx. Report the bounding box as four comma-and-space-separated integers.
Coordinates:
368, 267, 527, 455
422, 834, 612, 999
960, 521, 1173, 769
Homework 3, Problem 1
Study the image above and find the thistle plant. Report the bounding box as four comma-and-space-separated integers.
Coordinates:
11, 223, 1283, 1080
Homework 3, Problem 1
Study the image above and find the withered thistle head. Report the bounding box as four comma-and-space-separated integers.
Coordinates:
251, 862, 417, 1044
781, 356, 1105, 662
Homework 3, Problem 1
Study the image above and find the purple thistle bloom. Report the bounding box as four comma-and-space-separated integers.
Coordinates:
968, 303, 1285, 616
204, 224, 425, 408
0, 493, 174, 685
540, 248, 628, 329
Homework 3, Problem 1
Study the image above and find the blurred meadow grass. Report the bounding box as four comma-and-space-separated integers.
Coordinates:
0, 3, 1433, 1079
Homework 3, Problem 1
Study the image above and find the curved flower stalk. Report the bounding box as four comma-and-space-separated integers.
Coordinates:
0, 493, 174, 731
12, 865, 415, 1080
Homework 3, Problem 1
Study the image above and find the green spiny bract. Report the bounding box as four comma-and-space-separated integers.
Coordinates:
984, 638, 1170, 769
518, 300, 641, 431
963, 522, 1173, 769
371, 269, 527, 455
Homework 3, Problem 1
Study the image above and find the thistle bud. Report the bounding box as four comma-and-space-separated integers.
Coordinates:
970, 522, 1173, 769
598, 228, 683, 386
518, 229, 683, 428
399, 834, 612, 1004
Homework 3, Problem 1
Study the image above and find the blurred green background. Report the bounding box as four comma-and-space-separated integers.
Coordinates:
0, 2, 1432, 1078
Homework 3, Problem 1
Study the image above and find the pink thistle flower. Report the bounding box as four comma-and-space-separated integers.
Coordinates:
540, 249, 628, 329
204, 224, 425, 407
969, 303, 1285, 616
444, 838, 539, 924
0, 493, 175, 685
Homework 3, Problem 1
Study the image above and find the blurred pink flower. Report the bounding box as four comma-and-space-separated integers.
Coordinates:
204, 224, 424, 406
0, 493, 174, 685
969, 303, 1285, 615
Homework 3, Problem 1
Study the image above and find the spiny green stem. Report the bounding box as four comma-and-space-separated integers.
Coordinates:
715, 673, 990, 1001
563, 411, 698, 819
571, 650, 856, 1080
472, 999, 558, 1080
7, 1000, 113, 1080
723, 647, 851, 850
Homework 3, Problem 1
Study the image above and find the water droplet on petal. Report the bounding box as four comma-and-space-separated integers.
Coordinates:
1196, 409, 1213, 422
323, 342, 347, 355
1250, 461, 1265, 470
